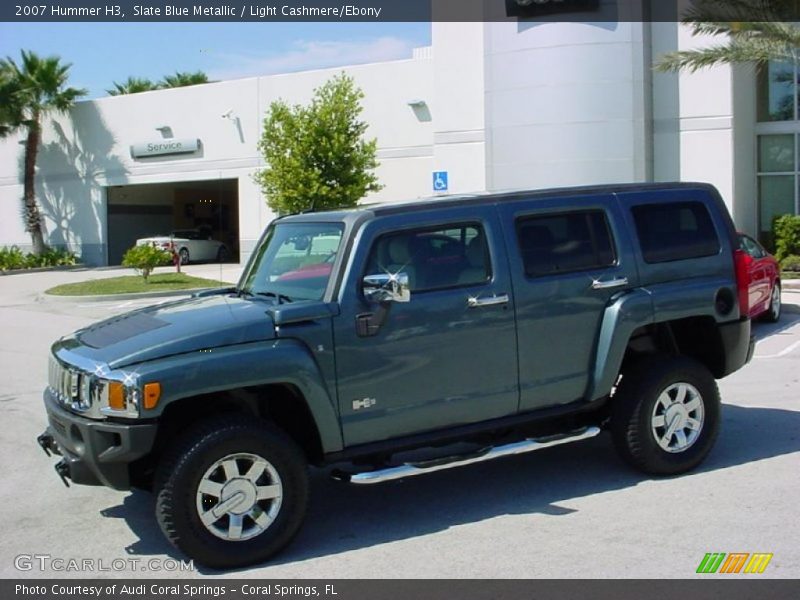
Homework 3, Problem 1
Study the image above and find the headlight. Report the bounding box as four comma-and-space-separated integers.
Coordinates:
96, 377, 140, 418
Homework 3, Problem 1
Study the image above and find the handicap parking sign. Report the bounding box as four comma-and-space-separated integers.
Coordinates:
433, 171, 448, 192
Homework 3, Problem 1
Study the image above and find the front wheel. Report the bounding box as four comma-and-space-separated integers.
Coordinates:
610, 356, 720, 475
155, 416, 308, 568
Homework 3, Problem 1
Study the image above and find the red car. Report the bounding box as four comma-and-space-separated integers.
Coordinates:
736, 233, 781, 322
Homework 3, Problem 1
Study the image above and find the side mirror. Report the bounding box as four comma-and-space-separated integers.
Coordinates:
363, 273, 411, 304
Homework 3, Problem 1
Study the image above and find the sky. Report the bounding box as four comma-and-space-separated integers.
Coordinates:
0, 22, 431, 99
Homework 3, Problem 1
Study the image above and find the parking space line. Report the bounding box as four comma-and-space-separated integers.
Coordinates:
754, 340, 800, 359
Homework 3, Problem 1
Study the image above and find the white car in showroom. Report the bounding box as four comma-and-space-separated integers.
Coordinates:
136, 229, 229, 264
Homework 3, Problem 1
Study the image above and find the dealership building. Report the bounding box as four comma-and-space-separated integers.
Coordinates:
0, 16, 795, 266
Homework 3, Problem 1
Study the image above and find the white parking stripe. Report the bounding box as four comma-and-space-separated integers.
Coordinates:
754, 340, 800, 359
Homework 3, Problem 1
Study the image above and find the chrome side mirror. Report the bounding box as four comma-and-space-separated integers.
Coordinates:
363, 273, 410, 304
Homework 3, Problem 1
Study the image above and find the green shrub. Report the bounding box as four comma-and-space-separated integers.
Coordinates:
0, 245, 78, 271
773, 214, 800, 261
0, 246, 27, 271
122, 244, 171, 282
781, 255, 800, 272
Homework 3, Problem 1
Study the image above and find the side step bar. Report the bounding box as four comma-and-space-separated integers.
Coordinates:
333, 426, 601, 485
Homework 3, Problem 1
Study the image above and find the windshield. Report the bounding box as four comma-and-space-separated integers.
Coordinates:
240, 222, 344, 301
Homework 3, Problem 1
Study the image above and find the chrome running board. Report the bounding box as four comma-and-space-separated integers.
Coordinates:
333, 426, 601, 485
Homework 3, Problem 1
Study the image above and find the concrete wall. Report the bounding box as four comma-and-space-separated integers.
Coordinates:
483, 20, 651, 191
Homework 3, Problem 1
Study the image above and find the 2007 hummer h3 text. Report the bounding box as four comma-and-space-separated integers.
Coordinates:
38, 183, 756, 568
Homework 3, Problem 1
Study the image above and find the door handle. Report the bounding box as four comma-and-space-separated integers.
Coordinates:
468, 294, 510, 308
591, 277, 629, 290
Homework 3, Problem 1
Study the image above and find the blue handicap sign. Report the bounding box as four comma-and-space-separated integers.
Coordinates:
433, 171, 448, 192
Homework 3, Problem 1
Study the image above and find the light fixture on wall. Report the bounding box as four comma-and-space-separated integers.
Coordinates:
155, 125, 174, 138
221, 108, 245, 143
407, 99, 431, 122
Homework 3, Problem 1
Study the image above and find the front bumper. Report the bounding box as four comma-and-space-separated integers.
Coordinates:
39, 389, 158, 490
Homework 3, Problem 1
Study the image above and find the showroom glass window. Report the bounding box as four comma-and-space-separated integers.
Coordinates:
757, 60, 800, 243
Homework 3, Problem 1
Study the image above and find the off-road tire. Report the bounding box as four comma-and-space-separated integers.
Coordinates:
610, 355, 720, 475
154, 415, 308, 569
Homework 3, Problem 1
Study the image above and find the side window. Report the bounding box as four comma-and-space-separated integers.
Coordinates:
741, 235, 765, 259
365, 224, 491, 292
632, 201, 720, 263
516, 210, 616, 277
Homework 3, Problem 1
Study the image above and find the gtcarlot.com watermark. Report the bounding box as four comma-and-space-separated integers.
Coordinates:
14, 554, 194, 573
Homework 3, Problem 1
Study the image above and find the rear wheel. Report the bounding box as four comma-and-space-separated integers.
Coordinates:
610, 356, 720, 475
762, 281, 781, 323
178, 247, 190, 265
155, 416, 308, 568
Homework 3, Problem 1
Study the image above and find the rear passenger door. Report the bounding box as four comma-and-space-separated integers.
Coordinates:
497, 194, 639, 412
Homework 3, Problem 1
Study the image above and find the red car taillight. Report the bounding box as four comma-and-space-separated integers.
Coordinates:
733, 248, 750, 316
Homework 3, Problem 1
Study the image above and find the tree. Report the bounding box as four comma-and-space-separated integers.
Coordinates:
107, 76, 159, 96
0, 51, 86, 255
254, 73, 383, 215
654, 0, 800, 73
159, 71, 209, 88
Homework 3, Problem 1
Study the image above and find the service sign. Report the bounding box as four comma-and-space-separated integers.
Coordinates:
130, 138, 200, 158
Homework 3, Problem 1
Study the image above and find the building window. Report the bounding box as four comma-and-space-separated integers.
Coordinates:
757, 134, 799, 239
757, 61, 796, 122
756, 62, 800, 242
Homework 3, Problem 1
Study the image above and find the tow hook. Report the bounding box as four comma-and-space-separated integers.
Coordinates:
37, 432, 57, 457
54, 460, 71, 487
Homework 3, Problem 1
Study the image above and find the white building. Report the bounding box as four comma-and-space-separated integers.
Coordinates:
0, 17, 792, 266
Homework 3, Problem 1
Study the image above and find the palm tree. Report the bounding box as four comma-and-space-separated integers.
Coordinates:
655, 0, 800, 73
0, 51, 86, 255
159, 71, 209, 88
106, 76, 159, 96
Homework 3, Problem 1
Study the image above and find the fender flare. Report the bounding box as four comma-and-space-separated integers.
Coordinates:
132, 339, 343, 453
588, 289, 654, 401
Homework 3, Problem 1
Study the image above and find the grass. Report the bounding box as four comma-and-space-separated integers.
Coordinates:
782, 271, 800, 280
46, 273, 232, 296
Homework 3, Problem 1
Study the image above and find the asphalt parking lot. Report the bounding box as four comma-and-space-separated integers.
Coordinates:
0, 267, 798, 579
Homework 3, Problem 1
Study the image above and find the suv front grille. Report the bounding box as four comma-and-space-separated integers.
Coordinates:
48, 355, 86, 410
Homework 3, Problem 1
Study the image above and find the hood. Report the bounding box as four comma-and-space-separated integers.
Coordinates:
58, 293, 276, 369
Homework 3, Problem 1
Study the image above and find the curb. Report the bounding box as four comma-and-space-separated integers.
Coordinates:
39, 287, 221, 303
0, 264, 88, 277
783, 279, 800, 291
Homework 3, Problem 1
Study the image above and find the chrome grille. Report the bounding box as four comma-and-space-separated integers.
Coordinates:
48, 355, 82, 408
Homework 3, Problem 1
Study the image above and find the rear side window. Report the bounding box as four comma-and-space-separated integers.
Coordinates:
631, 201, 720, 263
516, 210, 616, 277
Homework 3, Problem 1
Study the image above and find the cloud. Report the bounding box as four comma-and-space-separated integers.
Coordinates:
208, 36, 418, 81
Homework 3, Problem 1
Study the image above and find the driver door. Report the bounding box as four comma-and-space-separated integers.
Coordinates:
333, 207, 519, 447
